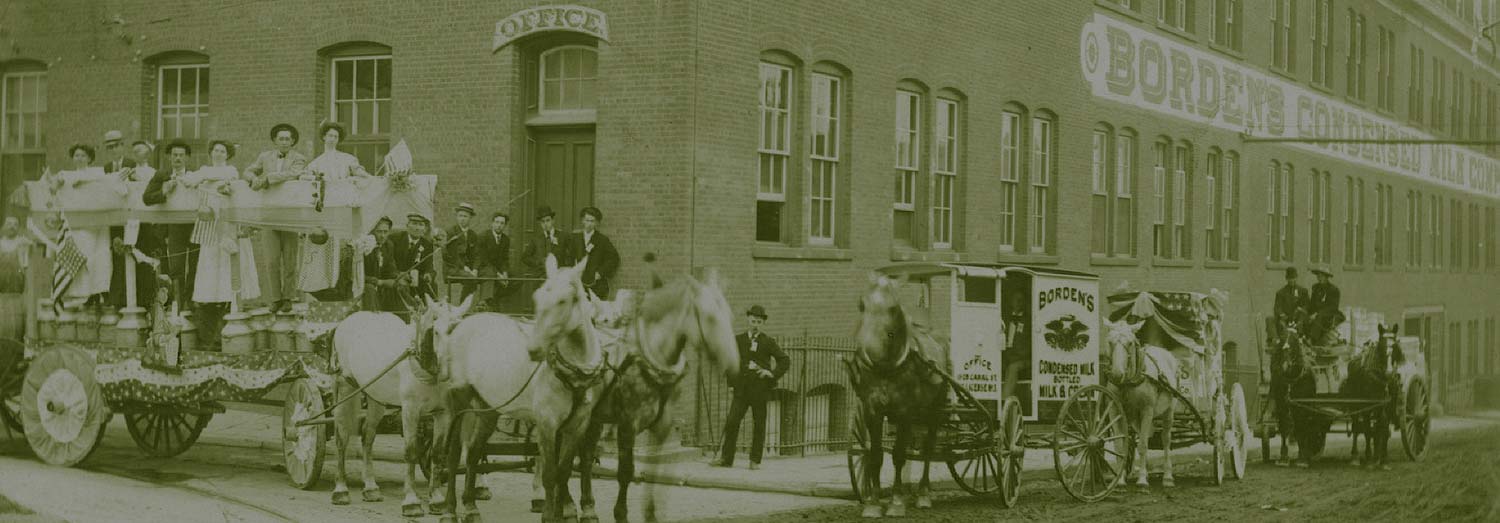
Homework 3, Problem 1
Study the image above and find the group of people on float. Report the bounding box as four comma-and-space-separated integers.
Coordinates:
31, 123, 621, 350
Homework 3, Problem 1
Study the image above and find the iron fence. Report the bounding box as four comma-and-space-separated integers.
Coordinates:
692, 335, 858, 457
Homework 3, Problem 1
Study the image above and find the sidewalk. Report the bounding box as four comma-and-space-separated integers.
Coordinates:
194, 405, 1500, 500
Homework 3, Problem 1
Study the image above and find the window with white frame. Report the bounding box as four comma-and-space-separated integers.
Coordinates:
1154, 140, 1169, 258
1431, 195, 1442, 267
1030, 115, 1053, 253
932, 98, 958, 249
1272, 0, 1297, 72
1408, 190, 1423, 267
539, 46, 597, 113
1345, 10, 1365, 100
1376, 184, 1393, 266
809, 73, 840, 245
1, 67, 45, 219
1206, 149, 1239, 261
1159, 0, 1192, 32
1488, 205, 1496, 269
1115, 130, 1137, 257
330, 52, 392, 172
894, 90, 921, 245
1312, 0, 1332, 87
1433, 58, 1446, 130
1344, 176, 1364, 265
1469, 202, 1480, 269
158, 63, 209, 140
1092, 128, 1111, 255
1452, 198, 1463, 269
1267, 161, 1295, 262
1211, 0, 1242, 51
998, 111, 1021, 251
1171, 142, 1190, 258
1410, 45, 1425, 124
1310, 170, 1331, 264
1376, 26, 1395, 112
757, 63, 792, 243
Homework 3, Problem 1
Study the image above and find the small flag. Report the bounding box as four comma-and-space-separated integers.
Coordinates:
49, 219, 86, 308
381, 140, 413, 176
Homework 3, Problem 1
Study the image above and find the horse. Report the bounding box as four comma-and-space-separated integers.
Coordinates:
328, 308, 454, 516
1273, 319, 1325, 468
1101, 319, 1181, 488
1341, 323, 1404, 470
851, 273, 949, 519
435, 255, 606, 523
574, 263, 740, 523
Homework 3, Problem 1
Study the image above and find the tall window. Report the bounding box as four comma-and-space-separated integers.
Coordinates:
1452, 198, 1462, 271
1452, 69, 1464, 138
1408, 190, 1423, 267
157, 63, 210, 140
1344, 176, 1364, 265
1093, 129, 1112, 256
1159, 0, 1192, 32
1272, 0, 1297, 72
1206, 149, 1222, 260
1155, 141, 1169, 258
1433, 58, 1446, 131
893, 90, 921, 245
1345, 10, 1365, 100
809, 73, 841, 245
1090, 128, 1138, 258
1375, 183, 1393, 266
1311, 0, 1332, 87
1030, 115, 1054, 253
1376, 26, 1395, 112
538, 46, 597, 113
1431, 195, 1442, 267
1488, 206, 1496, 269
1310, 170, 1332, 264
932, 98, 959, 249
1172, 143, 1190, 258
1471, 80, 1483, 143
1409, 46, 1425, 123
1469, 202, 1480, 269
1153, 139, 1191, 260
330, 49, 392, 173
1267, 161, 1295, 262
1220, 152, 1239, 260
756, 63, 792, 242
1, 66, 46, 218
1211, 0, 1242, 50
1115, 130, 1138, 258
999, 111, 1021, 251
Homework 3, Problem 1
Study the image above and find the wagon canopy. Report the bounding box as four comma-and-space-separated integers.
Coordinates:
20, 175, 436, 238
1107, 290, 1225, 355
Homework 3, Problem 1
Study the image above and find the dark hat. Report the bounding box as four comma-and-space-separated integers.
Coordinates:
455, 202, 476, 216
536, 205, 556, 220
1284, 267, 1298, 279
746, 305, 768, 319
406, 212, 430, 224
1311, 267, 1333, 278
579, 206, 603, 221
270, 123, 300, 144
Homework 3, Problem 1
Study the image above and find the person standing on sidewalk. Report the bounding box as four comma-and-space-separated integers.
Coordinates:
712, 305, 789, 470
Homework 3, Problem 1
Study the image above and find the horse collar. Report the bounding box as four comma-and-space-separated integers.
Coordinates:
547, 345, 606, 392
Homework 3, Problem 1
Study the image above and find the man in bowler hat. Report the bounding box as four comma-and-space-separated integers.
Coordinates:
1273, 266, 1309, 327
564, 206, 619, 299
711, 305, 789, 470
521, 205, 570, 277
1307, 267, 1343, 344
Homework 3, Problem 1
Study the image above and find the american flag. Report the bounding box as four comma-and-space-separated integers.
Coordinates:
307, 301, 357, 325
190, 217, 220, 247
49, 219, 86, 307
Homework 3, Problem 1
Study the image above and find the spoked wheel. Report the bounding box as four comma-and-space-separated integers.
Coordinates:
1228, 383, 1250, 479
281, 378, 328, 490
20, 347, 109, 466
416, 415, 435, 481
124, 410, 212, 458
1212, 393, 1227, 486
0, 338, 24, 434
1053, 385, 1132, 503
1401, 380, 1430, 461
997, 397, 1025, 508
0, 393, 20, 435
846, 408, 872, 501
947, 447, 1001, 496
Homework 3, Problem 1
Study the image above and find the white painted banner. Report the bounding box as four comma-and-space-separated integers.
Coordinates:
1080, 13, 1500, 200
1031, 276, 1100, 414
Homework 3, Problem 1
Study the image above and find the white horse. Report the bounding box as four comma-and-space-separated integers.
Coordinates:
1103, 319, 1182, 488
329, 309, 455, 516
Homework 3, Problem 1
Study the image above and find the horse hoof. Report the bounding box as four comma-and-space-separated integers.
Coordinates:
1162, 478, 1176, 488
1350, 459, 1362, 467
1295, 462, 1310, 469
531, 499, 545, 513
474, 486, 492, 501
362, 488, 383, 503
860, 504, 883, 519
915, 495, 933, 509
463, 512, 483, 523
429, 502, 447, 515
1379, 464, 1392, 472
438, 517, 458, 523
402, 503, 424, 518
884, 502, 906, 518
331, 490, 351, 506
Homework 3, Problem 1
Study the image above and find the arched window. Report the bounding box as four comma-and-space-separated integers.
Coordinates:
809, 61, 850, 247
538, 45, 597, 113
755, 50, 799, 243
892, 79, 928, 247
1, 59, 47, 218
146, 51, 210, 142
321, 41, 393, 172
931, 89, 963, 250
1029, 110, 1057, 254
997, 103, 1027, 252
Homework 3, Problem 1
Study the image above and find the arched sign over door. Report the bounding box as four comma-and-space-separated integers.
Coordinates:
493, 5, 609, 52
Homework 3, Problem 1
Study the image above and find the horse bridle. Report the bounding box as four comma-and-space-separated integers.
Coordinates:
612, 283, 706, 429
543, 283, 609, 393
855, 295, 913, 375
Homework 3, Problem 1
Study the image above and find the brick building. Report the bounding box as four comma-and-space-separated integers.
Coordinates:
3, 1, 1499, 449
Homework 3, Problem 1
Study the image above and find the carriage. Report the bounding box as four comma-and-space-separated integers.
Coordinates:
0, 171, 460, 488
1253, 308, 1432, 464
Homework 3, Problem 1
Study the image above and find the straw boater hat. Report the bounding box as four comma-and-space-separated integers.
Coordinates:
1311, 267, 1333, 278
103, 130, 124, 144
455, 202, 476, 217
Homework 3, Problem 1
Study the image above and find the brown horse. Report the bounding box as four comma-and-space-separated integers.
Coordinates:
1342, 323, 1403, 470
1101, 319, 1180, 488
574, 265, 740, 522
851, 273, 948, 519
1274, 319, 1325, 467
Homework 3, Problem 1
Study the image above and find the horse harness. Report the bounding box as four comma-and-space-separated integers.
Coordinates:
600, 286, 703, 430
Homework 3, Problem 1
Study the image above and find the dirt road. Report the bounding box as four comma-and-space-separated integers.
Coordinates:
710, 420, 1500, 522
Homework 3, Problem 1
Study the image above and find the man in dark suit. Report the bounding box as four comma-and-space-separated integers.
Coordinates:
387, 213, 435, 301
101, 130, 137, 309
564, 206, 620, 299
1307, 268, 1343, 345
1273, 266, 1309, 327
476, 212, 512, 311
711, 305, 789, 470
446, 203, 481, 302
141, 141, 198, 306
520, 205, 569, 278
362, 217, 400, 312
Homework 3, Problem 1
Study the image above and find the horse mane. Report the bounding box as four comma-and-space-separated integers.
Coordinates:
635, 276, 694, 321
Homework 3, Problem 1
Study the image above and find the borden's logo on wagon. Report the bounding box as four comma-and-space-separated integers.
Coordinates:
1043, 314, 1091, 352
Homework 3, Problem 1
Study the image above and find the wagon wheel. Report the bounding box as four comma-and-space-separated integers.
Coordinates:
947, 442, 1001, 496
281, 378, 328, 489
1401, 380, 1430, 461
124, 409, 212, 458
20, 346, 110, 466
0, 338, 24, 434
1053, 385, 1131, 503
846, 408, 871, 501
1256, 388, 1274, 463
1228, 383, 1249, 479
997, 397, 1025, 508
1212, 393, 1227, 486
0, 392, 20, 435
416, 415, 434, 481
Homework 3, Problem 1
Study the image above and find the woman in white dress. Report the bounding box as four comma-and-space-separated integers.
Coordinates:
184, 140, 258, 350
298, 122, 370, 295
54, 144, 115, 304
304, 122, 372, 181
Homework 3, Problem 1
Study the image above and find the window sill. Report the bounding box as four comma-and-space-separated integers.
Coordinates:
526, 110, 598, 126
1269, 68, 1297, 83
1153, 22, 1198, 43
1089, 254, 1139, 266
1342, 264, 1365, 272
1342, 95, 1368, 108
1308, 82, 1335, 96
1094, 1, 1145, 21
1204, 260, 1241, 269
1265, 260, 1295, 271
752, 244, 853, 261
1152, 258, 1195, 268
1374, 265, 1396, 272
996, 252, 1061, 265
890, 249, 974, 263
1207, 42, 1244, 60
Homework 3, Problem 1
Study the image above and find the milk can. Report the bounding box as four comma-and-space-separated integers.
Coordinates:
178, 311, 198, 352
271, 310, 297, 351
56, 304, 78, 341
221, 311, 255, 354
98, 306, 120, 347
249, 308, 272, 351
36, 299, 56, 341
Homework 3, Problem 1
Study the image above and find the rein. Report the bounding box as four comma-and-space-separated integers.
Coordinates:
609, 289, 703, 429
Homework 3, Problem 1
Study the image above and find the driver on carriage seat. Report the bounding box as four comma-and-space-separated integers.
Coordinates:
1000, 291, 1031, 406
1307, 268, 1343, 346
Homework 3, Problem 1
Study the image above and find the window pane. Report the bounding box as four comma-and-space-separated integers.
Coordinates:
198, 68, 210, 107
545, 52, 561, 79
336, 102, 353, 129
356, 60, 374, 99
377, 100, 391, 134
162, 69, 180, 106
581, 49, 597, 78
564, 49, 581, 78
376, 59, 391, 99
336, 61, 354, 100
579, 79, 596, 109
563, 80, 579, 108
544, 80, 561, 110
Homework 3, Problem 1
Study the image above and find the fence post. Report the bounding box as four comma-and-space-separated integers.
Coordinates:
799, 342, 808, 457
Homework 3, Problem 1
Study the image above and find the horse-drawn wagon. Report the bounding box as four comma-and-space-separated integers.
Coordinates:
0, 170, 442, 490
1254, 308, 1431, 468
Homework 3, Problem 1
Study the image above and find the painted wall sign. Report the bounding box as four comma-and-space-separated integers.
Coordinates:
1031, 276, 1100, 414
493, 5, 608, 52
1081, 13, 1500, 200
